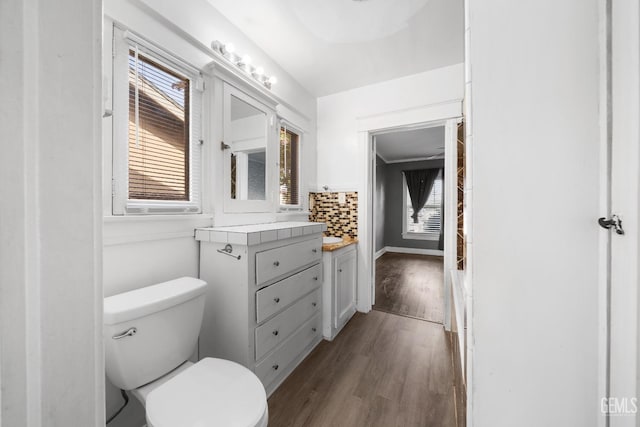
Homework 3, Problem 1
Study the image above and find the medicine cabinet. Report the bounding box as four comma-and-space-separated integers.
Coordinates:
222, 82, 276, 213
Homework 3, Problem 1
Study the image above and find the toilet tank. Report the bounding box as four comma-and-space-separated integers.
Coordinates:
104, 277, 207, 390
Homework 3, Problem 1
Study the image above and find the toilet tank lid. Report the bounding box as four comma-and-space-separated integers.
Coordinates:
104, 277, 207, 325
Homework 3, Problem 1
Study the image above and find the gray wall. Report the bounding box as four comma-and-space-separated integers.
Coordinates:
380, 158, 444, 250
375, 156, 386, 252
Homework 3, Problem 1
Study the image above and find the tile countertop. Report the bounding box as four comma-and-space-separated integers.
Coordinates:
195, 221, 327, 246
322, 236, 358, 252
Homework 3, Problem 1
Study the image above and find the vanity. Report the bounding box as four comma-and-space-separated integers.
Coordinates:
193, 59, 333, 395
196, 221, 326, 395
321, 237, 358, 341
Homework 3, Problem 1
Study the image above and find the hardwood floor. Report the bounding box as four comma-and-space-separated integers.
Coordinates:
267, 310, 457, 427
373, 253, 444, 323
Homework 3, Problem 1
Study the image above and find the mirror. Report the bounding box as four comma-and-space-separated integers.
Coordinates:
229, 94, 267, 201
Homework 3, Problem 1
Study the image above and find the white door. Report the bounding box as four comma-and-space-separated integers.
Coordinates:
608, 2, 640, 425
335, 249, 357, 329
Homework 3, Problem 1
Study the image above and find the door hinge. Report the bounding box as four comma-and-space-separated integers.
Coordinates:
111, 178, 116, 197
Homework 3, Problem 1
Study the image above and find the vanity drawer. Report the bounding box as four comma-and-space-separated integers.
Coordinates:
255, 288, 321, 360
255, 237, 322, 285
256, 263, 322, 323
255, 313, 322, 387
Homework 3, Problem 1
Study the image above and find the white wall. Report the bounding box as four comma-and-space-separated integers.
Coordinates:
317, 64, 464, 190
0, 0, 104, 425
467, 1, 602, 426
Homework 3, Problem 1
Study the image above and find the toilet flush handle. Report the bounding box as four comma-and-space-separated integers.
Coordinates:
112, 327, 137, 340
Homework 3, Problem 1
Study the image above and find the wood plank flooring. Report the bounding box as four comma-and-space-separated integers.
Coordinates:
373, 253, 444, 323
267, 310, 457, 427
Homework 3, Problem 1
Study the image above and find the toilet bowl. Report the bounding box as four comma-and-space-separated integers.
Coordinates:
104, 277, 268, 427
139, 359, 267, 427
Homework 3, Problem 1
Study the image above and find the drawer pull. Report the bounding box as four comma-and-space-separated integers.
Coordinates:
312, 327, 317, 332
273, 261, 280, 267
272, 364, 279, 371
313, 276, 318, 281
312, 302, 317, 307
274, 297, 280, 303
272, 330, 279, 336
338, 269, 343, 273
312, 248, 318, 253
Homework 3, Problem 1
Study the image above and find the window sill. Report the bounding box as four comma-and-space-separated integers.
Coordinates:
402, 232, 440, 241
104, 213, 213, 223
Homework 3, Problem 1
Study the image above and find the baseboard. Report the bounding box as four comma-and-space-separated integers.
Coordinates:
375, 247, 387, 259
384, 246, 444, 257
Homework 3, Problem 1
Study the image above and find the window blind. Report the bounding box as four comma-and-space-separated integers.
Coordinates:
128, 50, 190, 201
279, 127, 299, 206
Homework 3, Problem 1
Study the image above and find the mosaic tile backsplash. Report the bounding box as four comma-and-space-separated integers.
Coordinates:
309, 192, 358, 238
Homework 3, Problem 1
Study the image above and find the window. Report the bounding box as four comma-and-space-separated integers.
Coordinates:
403, 170, 443, 239
128, 51, 190, 201
279, 125, 300, 207
113, 31, 202, 214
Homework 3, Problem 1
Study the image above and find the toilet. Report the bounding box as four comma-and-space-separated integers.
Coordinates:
104, 277, 268, 427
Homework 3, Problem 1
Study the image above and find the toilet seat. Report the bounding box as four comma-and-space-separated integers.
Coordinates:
145, 358, 268, 427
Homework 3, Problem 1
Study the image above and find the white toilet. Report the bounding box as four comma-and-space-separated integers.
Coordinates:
104, 277, 268, 427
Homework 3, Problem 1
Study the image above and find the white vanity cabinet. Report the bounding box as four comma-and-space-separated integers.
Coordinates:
322, 243, 358, 341
196, 221, 325, 396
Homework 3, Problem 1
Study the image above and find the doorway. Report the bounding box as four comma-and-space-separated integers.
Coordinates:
355, 114, 460, 329
371, 124, 446, 323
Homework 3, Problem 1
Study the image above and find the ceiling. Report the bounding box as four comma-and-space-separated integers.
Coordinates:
207, 0, 464, 96
375, 126, 444, 163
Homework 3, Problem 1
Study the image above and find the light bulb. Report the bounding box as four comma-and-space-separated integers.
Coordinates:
255, 66, 264, 76
225, 43, 235, 54
268, 76, 278, 85
241, 55, 252, 65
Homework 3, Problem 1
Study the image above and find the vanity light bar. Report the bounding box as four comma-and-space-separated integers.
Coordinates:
211, 40, 278, 90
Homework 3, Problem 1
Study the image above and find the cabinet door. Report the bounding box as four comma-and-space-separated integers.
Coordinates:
222, 82, 276, 213
335, 249, 357, 329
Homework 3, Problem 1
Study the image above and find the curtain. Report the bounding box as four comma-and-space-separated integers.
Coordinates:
403, 168, 440, 223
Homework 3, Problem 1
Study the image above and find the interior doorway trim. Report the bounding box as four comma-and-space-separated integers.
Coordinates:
354, 100, 463, 331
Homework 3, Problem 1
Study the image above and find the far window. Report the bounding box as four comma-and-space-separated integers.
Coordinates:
279, 126, 300, 206
403, 170, 443, 239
